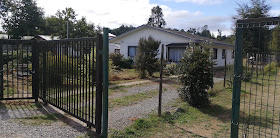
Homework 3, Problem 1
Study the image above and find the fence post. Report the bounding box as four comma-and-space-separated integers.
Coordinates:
158, 44, 164, 117
101, 28, 109, 138
231, 27, 244, 138
32, 40, 39, 102
42, 43, 47, 103
95, 33, 103, 135
0, 40, 3, 100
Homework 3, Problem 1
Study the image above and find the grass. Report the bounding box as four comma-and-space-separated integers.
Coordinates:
16, 113, 61, 126
0, 101, 42, 110
110, 81, 233, 138
109, 89, 160, 110
109, 69, 280, 137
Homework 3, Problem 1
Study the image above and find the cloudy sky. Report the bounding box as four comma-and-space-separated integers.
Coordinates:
3, 0, 280, 36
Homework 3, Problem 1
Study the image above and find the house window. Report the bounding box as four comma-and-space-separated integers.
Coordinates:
212, 48, 217, 59
168, 47, 186, 62
232, 50, 235, 58
222, 49, 226, 59
128, 46, 137, 58
114, 49, 120, 54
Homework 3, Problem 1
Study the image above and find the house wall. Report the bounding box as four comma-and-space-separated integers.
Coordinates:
111, 27, 190, 59
213, 48, 235, 68
110, 27, 234, 68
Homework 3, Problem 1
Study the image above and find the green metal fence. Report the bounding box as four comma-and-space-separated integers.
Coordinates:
231, 17, 280, 137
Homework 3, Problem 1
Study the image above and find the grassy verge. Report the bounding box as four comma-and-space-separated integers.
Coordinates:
109, 89, 160, 110
110, 81, 233, 138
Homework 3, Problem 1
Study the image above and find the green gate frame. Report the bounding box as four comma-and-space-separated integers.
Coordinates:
231, 17, 280, 138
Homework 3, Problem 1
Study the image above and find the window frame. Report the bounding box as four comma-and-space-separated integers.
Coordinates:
128, 46, 137, 58
212, 48, 217, 59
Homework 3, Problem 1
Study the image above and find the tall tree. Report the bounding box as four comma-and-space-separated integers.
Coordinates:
233, 0, 271, 54
0, 0, 11, 18
3, 0, 44, 39
147, 6, 166, 28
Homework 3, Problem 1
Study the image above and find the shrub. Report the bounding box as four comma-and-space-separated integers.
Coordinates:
177, 47, 214, 107
264, 62, 278, 75
120, 58, 133, 69
110, 53, 124, 67
135, 36, 161, 78
165, 62, 178, 75
109, 53, 133, 69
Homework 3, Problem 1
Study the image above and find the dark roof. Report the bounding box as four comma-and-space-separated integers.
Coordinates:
110, 25, 234, 48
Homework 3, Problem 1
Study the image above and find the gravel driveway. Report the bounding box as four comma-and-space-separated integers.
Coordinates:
0, 77, 223, 137
0, 104, 90, 138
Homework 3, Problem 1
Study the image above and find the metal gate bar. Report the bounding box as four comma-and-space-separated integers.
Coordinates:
0, 40, 34, 100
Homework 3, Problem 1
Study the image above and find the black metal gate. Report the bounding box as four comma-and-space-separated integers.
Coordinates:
0, 34, 104, 134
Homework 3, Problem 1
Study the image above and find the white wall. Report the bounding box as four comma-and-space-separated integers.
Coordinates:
213, 48, 235, 68
111, 27, 191, 59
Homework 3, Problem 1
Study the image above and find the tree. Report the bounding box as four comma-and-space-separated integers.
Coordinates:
0, 0, 11, 18
147, 6, 166, 28
42, 8, 97, 38
271, 26, 280, 62
3, 0, 44, 39
187, 28, 197, 35
135, 36, 161, 78
233, 0, 271, 55
110, 25, 135, 36
177, 47, 214, 107
200, 25, 214, 38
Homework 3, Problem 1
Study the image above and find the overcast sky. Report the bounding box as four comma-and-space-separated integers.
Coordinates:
2, 0, 280, 36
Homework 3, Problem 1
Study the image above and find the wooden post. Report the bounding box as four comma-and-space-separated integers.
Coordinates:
224, 50, 227, 87
158, 44, 164, 117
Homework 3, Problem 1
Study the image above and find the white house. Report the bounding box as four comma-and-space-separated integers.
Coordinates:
109, 25, 235, 68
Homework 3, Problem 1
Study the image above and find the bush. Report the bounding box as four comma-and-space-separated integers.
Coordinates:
264, 62, 278, 75
165, 62, 178, 75
135, 36, 161, 78
110, 53, 124, 67
177, 47, 214, 107
109, 53, 133, 69
119, 58, 133, 69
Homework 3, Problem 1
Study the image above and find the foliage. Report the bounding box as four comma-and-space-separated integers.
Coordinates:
45, 52, 79, 85
110, 53, 124, 67
233, 0, 271, 54
135, 36, 161, 78
42, 8, 99, 39
271, 26, 280, 62
147, 6, 166, 28
264, 62, 278, 75
186, 25, 215, 39
109, 53, 133, 69
177, 47, 214, 107
233, 0, 271, 20
110, 25, 136, 36
2, 0, 44, 39
165, 62, 179, 75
